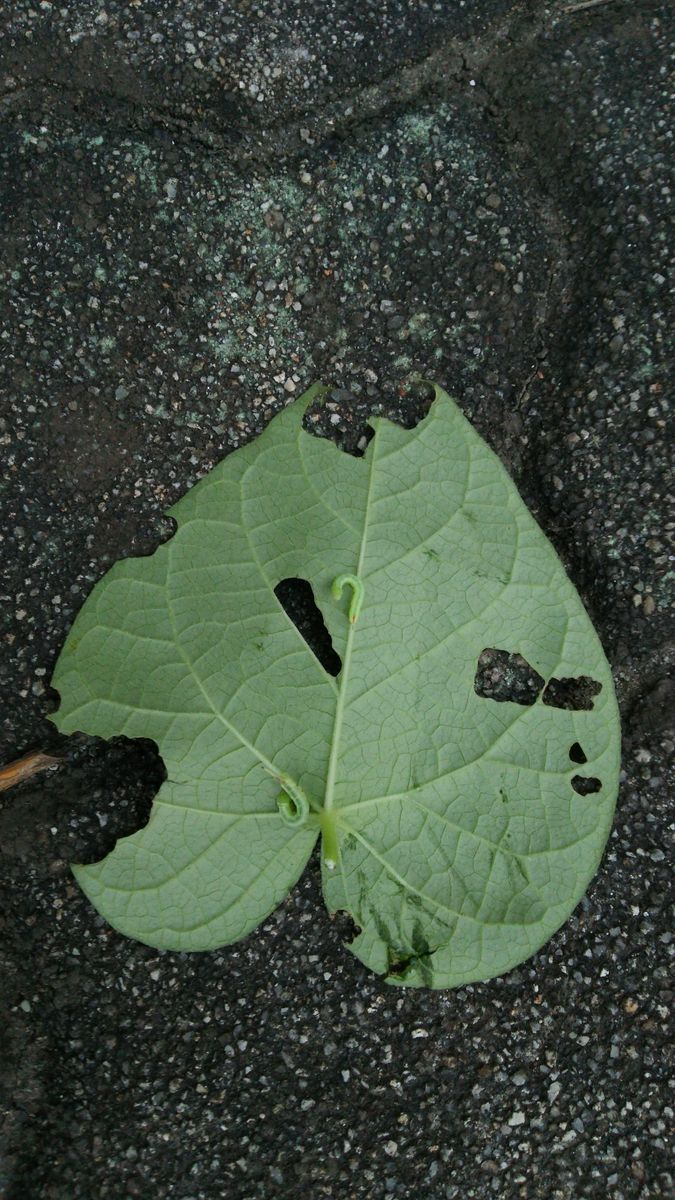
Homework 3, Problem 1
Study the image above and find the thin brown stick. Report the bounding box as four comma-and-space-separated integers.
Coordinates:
0, 751, 61, 793
561, 0, 616, 14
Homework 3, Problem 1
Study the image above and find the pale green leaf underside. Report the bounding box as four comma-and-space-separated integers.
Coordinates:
51, 385, 620, 988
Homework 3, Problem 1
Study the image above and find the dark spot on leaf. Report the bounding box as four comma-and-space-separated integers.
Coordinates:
388, 922, 438, 985
569, 742, 588, 764
370, 906, 398, 952
543, 675, 602, 711
499, 788, 508, 803
274, 578, 341, 676
571, 775, 602, 796
474, 648, 545, 706
387, 955, 413, 977
356, 869, 369, 912
410, 919, 432, 959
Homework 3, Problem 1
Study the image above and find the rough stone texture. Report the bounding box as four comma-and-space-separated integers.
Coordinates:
1, 0, 519, 128
1, 2, 672, 1198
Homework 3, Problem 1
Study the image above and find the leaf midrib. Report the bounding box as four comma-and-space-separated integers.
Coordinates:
322, 436, 379, 813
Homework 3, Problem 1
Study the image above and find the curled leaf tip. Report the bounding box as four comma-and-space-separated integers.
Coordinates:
331, 573, 365, 624
274, 774, 310, 826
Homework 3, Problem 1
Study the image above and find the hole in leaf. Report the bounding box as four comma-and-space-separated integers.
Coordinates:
569, 742, 588, 764
543, 675, 602, 711
474, 648, 545, 706
59, 735, 166, 863
155, 514, 178, 545
571, 775, 602, 796
331, 909, 362, 943
128, 514, 178, 558
274, 578, 341, 676
303, 392, 376, 458
353, 425, 375, 458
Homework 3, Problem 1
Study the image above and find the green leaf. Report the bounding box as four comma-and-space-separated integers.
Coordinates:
51, 384, 620, 988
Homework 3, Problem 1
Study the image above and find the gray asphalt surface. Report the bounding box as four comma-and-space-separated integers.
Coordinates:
1, 2, 672, 1198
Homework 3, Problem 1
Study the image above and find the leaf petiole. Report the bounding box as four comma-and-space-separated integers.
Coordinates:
319, 810, 340, 871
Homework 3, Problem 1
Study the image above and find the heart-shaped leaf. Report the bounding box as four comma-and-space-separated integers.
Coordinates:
51, 385, 620, 988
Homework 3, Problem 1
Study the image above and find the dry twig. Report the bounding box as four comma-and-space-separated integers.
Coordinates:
0, 751, 61, 792
561, 0, 617, 15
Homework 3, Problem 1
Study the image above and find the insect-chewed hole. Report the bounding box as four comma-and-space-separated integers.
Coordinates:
302, 389, 376, 458
353, 425, 375, 458
543, 675, 602, 711
331, 909, 362, 944
569, 742, 588, 764
128, 514, 178, 558
474, 648, 545, 706
274, 578, 341, 676
571, 775, 602, 796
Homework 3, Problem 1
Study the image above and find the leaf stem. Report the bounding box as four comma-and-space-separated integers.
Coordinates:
323, 614, 357, 813
319, 810, 340, 870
